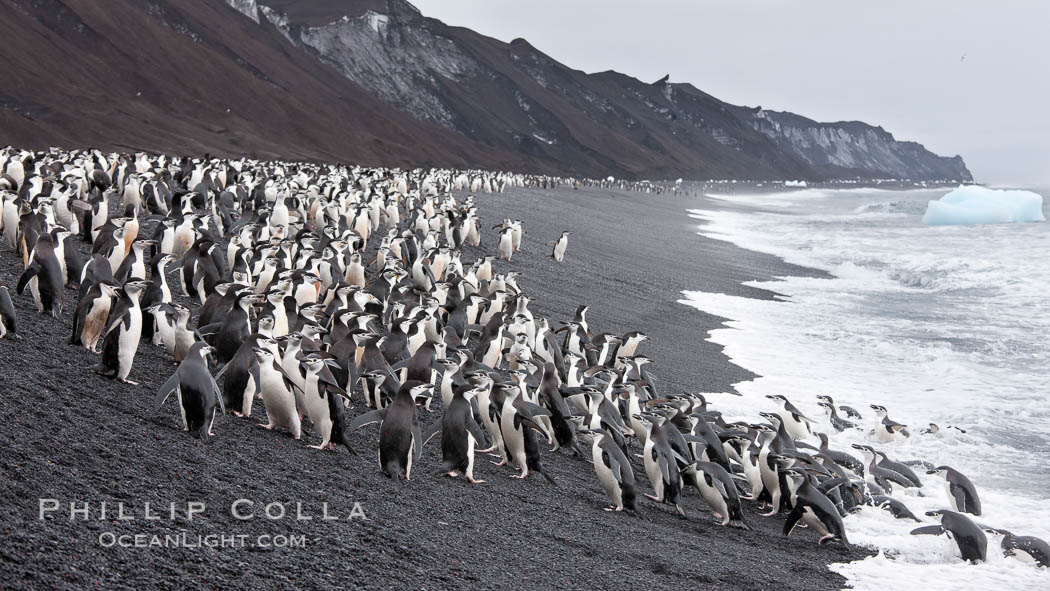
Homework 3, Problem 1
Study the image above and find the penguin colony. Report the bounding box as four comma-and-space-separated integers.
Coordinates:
0, 145, 1046, 570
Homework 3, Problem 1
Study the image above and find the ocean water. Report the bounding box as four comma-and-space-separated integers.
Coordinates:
678, 187, 1050, 589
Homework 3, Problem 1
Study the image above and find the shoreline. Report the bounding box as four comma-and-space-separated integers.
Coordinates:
0, 184, 867, 590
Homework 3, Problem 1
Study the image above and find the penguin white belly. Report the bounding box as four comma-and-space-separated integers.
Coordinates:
744, 458, 764, 499
176, 386, 188, 431
241, 375, 257, 417
643, 441, 664, 501
345, 263, 365, 287
117, 314, 142, 379
404, 435, 416, 480
553, 240, 567, 262
498, 235, 513, 260
302, 381, 329, 427
779, 412, 810, 440
945, 481, 959, 511
500, 408, 527, 472
28, 276, 42, 312
1010, 549, 1035, 564
696, 476, 728, 519
872, 426, 895, 443
155, 317, 176, 353
592, 445, 622, 508
801, 507, 830, 537
260, 372, 300, 436
465, 432, 478, 481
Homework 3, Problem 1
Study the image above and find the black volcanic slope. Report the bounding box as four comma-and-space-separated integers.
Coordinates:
0, 0, 970, 182
0, 185, 867, 590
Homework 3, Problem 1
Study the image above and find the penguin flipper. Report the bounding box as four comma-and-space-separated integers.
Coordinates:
465, 417, 488, 447
949, 482, 968, 513
603, 450, 623, 484
197, 322, 223, 336
154, 373, 180, 411
15, 262, 40, 295
274, 364, 305, 393
819, 477, 849, 495
910, 525, 946, 536
413, 423, 423, 462
348, 409, 386, 431
212, 361, 231, 380
421, 419, 442, 446
521, 401, 552, 418
210, 375, 226, 415
783, 506, 804, 536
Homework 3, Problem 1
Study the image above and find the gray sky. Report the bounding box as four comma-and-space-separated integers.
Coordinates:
415, 0, 1050, 187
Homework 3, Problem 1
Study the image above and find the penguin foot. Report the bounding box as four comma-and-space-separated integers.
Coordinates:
761, 510, 778, 517
258, 423, 274, 430
602, 506, 622, 512
644, 493, 662, 502
467, 477, 485, 485
446, 471, 459, 477
118, 378, 139, 385
490, 459, 508, 467
712, 512, 724, 519
308, 444, 327, 450
510, 473, 528, 479
477, 445, 496, 453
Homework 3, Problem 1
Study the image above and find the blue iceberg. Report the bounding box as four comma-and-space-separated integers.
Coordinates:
922, 186, 1046, 226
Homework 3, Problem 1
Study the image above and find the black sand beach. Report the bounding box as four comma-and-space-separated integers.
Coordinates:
0, 184, 863, 590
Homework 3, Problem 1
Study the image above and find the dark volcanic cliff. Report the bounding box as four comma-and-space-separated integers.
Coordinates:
0, 0, 971, 181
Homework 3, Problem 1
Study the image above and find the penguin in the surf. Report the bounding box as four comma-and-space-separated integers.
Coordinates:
927, 465, 981, 516
911, 510, 987, 563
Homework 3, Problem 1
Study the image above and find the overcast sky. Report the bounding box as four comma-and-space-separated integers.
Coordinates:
415, 0, 1049, 187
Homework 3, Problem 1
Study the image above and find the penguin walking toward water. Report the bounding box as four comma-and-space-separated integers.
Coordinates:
96, 280, 151, 384
581, 428, 638, 513
0, 285, 19, 339
638, 415, 686, 516
154, 342, 225, 439
547, 231, 569, 263
782, 468, 849, 546
691, 460, 750, 529
349, 380, 433, 480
